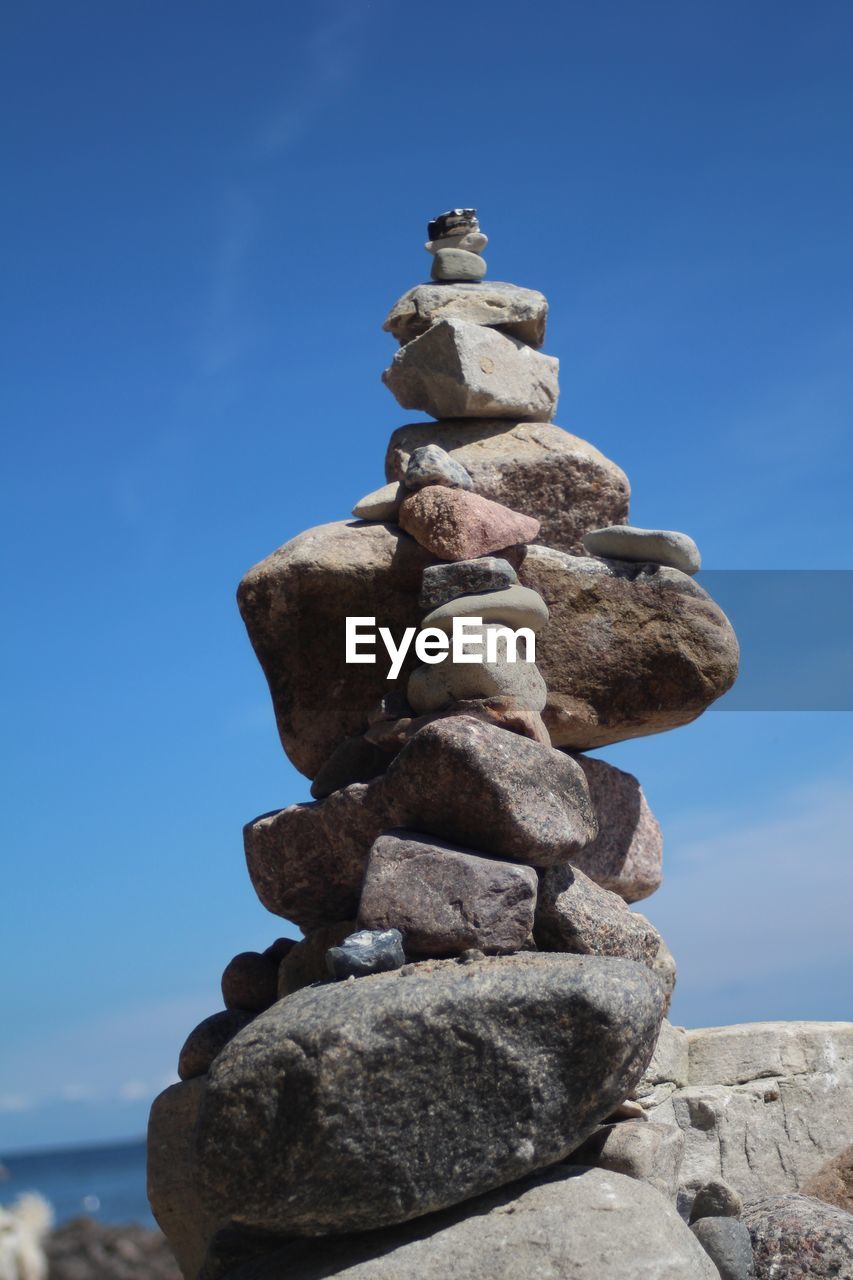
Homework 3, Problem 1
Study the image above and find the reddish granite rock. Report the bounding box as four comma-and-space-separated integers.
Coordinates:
534, 863, 662, 966
399, 486, 540, 562
570, 756, 664, 902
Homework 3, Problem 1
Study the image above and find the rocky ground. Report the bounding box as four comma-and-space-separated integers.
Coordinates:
46, 1219, 179, 1280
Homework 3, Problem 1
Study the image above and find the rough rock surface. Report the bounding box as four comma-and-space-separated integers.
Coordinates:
521, 546, 739, 749
386, 419, 629, 554
404, 443, 473, 491
326, 928, 405, 979
690, 1217, 755, 1280
216, 1167, 718, 1280
632, 1019, 690, 1109
351, 481, 404, 521
221, 952, 279, 1013
421, 583, 548, 631
419, 555, 517, 608
431, 247, 486, 281
535, 863, 662, 965
246, 717, 596, 928
571, 1118, 685, 1201
277, 923, 354, 997
309, 735, 389, 799
365, 695, 551, 750
743, 1193, 853, 1278
195, 954, 666, 1236
801, 1144, 853, 1213
382, 319, 559, 421
407, 629, 548, 713
584, 525, 702, 575
643, 1022, 853, 1215
571, 755, 663, 902
690, 1178, 744, 1222
383, 281, 549, 347
147, 1079, 219, 1280
178, 1010, 254, 1081
399, 485, 540, 561
357, 831, 538, 955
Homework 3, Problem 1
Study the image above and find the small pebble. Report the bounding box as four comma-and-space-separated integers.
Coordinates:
326, 928, 406, 980
405, 444, 474, 493
427, 208, 479, 240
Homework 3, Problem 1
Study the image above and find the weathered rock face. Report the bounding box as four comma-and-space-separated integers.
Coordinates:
216, 1167, 719, 1280
357, 832, 538, 956
147, 1079, 219, 1280
801, 1145, 853, 1213
398, 485, 540, 561
383, 281, 549, 347
642, 1022, 853, 1216
386, 420, 629, 554
522, 546, 739, 749
238, 522, 736, 780
535, 863, 661, 965
195, 953, 665, 1237
743, 1193, 853, 1279
571, 1118, 686, 1201
572, 755, 663, 902
382, 319, 560, 421
246, 717, 597, 929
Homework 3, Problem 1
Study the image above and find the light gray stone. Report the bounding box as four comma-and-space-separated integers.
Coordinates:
421, 583, 549, 633
535, 863, 662, 965
425, 230, 488, 254
218, 1167, 717, 1279
691, 1217, 755, 1280
688, 1021, 853, 1086
148, 1079, 219, 1280
584, 525, 701, 575
431, 247, 486, 281
404, 443, 473, 492
571, 755, 664, 902
357, 831, 538, 956
382, 319, 559, 421
571, 1118, 686, 1201
420, 556, 518, 609
352, 481, 404, 521
195, 953, 666, 1236
407, 625, 548, 713
384, 281, 547, 347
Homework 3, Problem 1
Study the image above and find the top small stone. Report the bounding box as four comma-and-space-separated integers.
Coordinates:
428, 208, 479, 241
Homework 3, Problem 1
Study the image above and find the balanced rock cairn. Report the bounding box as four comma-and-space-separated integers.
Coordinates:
147, 210, 751, 1279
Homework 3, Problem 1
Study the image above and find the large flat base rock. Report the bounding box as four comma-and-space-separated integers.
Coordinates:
214, 1167, 717, 1280
195, 953, 665, 1236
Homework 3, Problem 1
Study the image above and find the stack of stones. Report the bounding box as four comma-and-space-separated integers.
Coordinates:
149, 209, 820, 1280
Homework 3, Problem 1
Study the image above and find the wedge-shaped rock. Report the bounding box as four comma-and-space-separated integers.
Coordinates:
383, 280, 549, 347
246, 717, 597, 929
386, 420, 629, 554
584, 525, 701, 575
237, 522, 736, 778
358, 831, 538, 956
383, 319, 559, 420
521, 546, 739, 749
571, 755, 663, 902
535, 863, 662, 966
214, 1166, 718, 1279
399, 485, 540, 560
195, 953, 666, 1236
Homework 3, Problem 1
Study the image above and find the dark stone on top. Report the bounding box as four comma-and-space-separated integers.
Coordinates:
326, 928, 405, 979
691, 1217, 755, 1279
404, 444, 474, 493
419, 556, 518, 610
428, 208, 478, 240
178, 1010, 254, 1080
221, 951, 279, 1013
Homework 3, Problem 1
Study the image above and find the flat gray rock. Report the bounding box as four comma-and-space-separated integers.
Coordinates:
406, 625, 548, 713
351, 481, 404, 521
383, 281, 548, 347
195, 954, 666, 1236
357, 831, 537, 955
421, 583, 549, 632
213, 1167, 716, 1279
404, 443, 473, 491
382, 319, 559, 421
431, 247, 486, 281
584, 525, 701, 575
420, 556, 517, 609
535, 862, 662, 965
743, 1193, 853, 1278
571, 755, 663, 902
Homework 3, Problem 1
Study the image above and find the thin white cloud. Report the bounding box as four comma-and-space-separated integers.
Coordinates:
118, 1080, 150, 1103
0, 1094, 34, 1114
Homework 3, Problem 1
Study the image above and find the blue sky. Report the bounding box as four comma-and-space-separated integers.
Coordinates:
2, 0, 852, 1152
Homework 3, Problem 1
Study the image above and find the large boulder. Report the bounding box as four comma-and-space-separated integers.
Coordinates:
522, 546, 739, 749
195, 953, 666, 1236
743, 1193, 853, 1278
382, 319, 559, 421
383, 280, 549, 347
238, 522, 737, 779
385, 419, 629, 554
642, 1022, 853, 1215
245, 717, 597, 930
215, 1167, 718, 1279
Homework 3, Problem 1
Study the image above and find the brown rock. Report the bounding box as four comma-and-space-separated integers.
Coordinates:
220, 951, 279, 1013
801, 1145, 853, 1213
177, 1010, 254, 1081
535, 863, 662, 965
383, 280, 549, 347
357, 831, 538, 956
386, 420, 629, 554
277, 922, 356, 996
237, 522, 737, 780
245, 716, 596, 930
522, 546, 739, 749
399, 486, 540, 561
571, 1118, 686, 1201
570, 755, 663, 902
148, 1079, 219, 1279
310, 735, 390, 798
364, 696, 551, 750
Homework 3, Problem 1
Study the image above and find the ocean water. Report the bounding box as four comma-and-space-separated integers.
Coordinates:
0, 1139, 153, 1226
